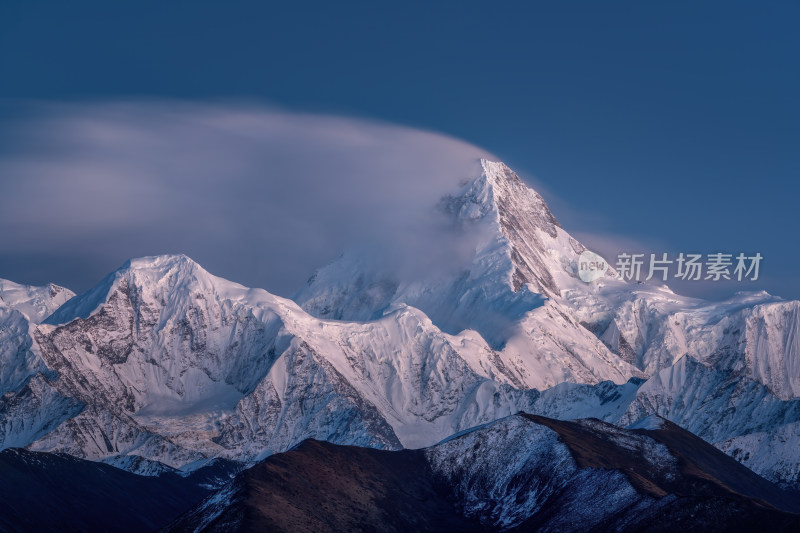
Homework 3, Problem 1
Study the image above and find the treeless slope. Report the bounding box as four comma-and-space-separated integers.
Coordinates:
168, 439, 480, 532
169, 415, 800, 532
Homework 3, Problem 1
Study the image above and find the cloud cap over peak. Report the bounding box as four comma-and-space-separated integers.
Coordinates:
0, 101, 493, 295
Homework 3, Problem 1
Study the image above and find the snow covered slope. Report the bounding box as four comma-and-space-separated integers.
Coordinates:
0, 255, 530, 465
715, 421, 800, 490
295, 159, 642, 389
619, 353, 800, 487
0, 279, 75, 395
0, 279, 74, 323
0, 280, 81, 446
297, 161, 799, 395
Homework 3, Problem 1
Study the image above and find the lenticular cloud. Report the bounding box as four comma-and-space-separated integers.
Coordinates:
0, 101, 492, 294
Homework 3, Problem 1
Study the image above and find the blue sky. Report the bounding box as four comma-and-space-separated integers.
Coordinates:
0, 1, 798, 299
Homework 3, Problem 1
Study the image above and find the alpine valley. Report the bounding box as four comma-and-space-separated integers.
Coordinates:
1, 160, 798, 531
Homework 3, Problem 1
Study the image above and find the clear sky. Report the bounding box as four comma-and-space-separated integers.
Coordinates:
0, 1, 797, 300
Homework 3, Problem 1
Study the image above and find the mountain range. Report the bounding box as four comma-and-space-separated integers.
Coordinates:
1, 159, 798, 530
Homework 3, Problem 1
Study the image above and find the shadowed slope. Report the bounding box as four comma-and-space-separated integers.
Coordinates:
169, 414, 800, 532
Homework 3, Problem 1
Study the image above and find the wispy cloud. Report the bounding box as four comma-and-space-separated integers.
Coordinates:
0, 101, 493, 294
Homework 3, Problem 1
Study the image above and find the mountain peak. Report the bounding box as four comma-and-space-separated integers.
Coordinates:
479, 158, 522, 186
445, 160, 567, 296
450, 160, 562, 246
477, 159, 561, 233
126, 253, 196, 268
122, 254, 210, 285
43, 254, 242, 325
0, 279, 75, 323
295, 160, 598, 349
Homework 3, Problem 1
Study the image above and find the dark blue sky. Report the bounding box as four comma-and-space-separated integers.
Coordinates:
1, 1, 798, 299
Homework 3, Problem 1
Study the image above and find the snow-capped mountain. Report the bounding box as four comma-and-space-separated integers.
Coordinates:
8, 252, 647, 468
295, 159, 642, 389
290, 159, 800, 486
0, 255, 547, 466
1, 158, 799, 493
